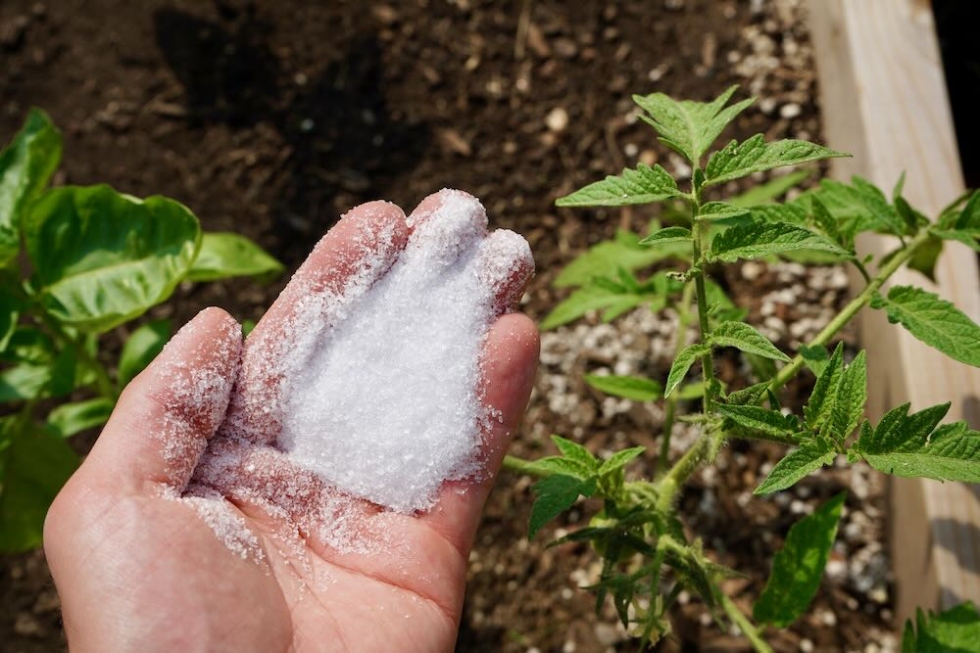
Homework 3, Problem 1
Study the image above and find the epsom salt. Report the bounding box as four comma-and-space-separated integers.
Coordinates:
181, 189, 532, 556
277, 189, 531, 512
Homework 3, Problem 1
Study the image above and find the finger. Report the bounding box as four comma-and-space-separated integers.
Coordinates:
79, 307, 242, 494
405, 190, 488, 268
419, 312, 540, 555
476, 228, 535, 315
221, 201, 410, 445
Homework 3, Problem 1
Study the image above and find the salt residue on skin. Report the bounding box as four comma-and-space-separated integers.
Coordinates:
154, 315, 240, 489
217, 213, 403, 448
178, 489, 265, 562
277, 190, 531, 513
177, 190, 532, 559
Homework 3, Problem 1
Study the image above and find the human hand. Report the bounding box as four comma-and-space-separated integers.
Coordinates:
43, 191, 538, 652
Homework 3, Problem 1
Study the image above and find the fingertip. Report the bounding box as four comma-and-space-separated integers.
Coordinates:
301, 200, 410, 295
477, 229, 535, 314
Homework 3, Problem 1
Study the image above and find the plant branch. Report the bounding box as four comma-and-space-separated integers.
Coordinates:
718, 591, 774, 653
502, 454, 552, 478
690, 212, 717, 414
656, 427, 724, 510
656, 282, 697, 478
768, 229, 933, 393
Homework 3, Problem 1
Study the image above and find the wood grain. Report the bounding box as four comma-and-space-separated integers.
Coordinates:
808, 0, 980, 624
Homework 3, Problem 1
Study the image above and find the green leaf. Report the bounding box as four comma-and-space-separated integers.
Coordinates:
902, 602, 980, 653
748, 201, 809, 227
551, 434, 599, 469
871, 285, 980, 367
676, 380, 710, 401
895, 195, 928, 234
709, 220, 850, 263
804, 344, 844, 430
541, 285, 637, 330
809, 195, 842, 244
827, 350, 867, 442
186, 232, 284, 282
638, 226, 691, 246
853, 403, 980, 483
0, 327, 76, 403
529, 474, 596, 539
632, 85, 753, 164
118, 319, 172, 387
0, 275, 24, 351
598, 446, 645, 476
799, 344, 830, 377
47, 397, 115, 438
709, 321, 790, 362
556, 164, 682, 207
25, 185, 201, 332
716, 404, 798, 438
753, 492, 846, 627
932, 190, 980, 251
554, 229, 685, 288
704, 278, 748, 323
665, 343, 710, 397
584, 374, 662, 401
0, 422, 80, 553
0, 109, 62, 267
523, 456, 594, 480
806, 177, 906, 236
953, 190, 980, 230
728, 169, 812, 208
755, 440, 837, 495
696, 202, 750, 222
726, 382, 769, 406
906, 234, 944, 282
704, 135, 847, 186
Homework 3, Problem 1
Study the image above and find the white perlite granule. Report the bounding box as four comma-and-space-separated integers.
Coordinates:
276, 190, 530, 512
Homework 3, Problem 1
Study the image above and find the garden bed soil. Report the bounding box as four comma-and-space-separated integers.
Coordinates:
1, 1, 898, 651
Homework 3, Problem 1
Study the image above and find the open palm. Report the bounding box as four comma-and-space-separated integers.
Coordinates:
44, 193, 538, 652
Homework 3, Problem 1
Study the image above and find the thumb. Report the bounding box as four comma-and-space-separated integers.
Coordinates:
79, 307, 242, 495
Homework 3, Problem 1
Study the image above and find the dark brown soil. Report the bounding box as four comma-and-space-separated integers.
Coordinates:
1, 1, 897, 652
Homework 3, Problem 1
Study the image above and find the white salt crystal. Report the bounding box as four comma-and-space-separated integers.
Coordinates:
181, 190, 532, 558
275, 189, 531, 512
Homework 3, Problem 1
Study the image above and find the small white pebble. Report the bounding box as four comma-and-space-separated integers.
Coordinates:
780, 103, 802, 119
545, 107, 569, 132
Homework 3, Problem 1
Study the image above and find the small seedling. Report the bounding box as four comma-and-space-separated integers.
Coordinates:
505, 86, 980, 649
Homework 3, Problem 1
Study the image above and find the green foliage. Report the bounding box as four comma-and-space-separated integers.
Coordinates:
704, 135, 846, 186
851, 403, 980, 483
26, 185, 201, 332
584, 374, 662, 402
754, 441, 836, 495
188, 232, 286, 283
0, 420, 79, 551
753, 493, 845, 627
708, 321, 790, 362
556, 164, 681, 207
513, 84, 980, 649
0, 109, 61, 266
902, 602, 980, 653
709, 220, 851, 263
871, 285, 980, 367
631, 85, 752, 165
0, 110, 284, 552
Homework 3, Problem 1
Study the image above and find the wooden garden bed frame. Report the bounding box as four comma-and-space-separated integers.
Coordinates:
808, 0, 980, 625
